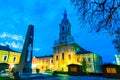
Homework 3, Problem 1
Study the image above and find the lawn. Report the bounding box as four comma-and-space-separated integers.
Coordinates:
0, 76, 13, 80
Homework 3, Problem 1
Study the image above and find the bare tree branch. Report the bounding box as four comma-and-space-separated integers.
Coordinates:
71, 0, 120, 52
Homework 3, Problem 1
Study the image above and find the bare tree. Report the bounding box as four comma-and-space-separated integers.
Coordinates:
71, 0, 120, 52
113, 28, 120, 52
71, 0, 120, 33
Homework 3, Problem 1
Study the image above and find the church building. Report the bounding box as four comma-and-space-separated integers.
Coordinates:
32, 10, 102, 73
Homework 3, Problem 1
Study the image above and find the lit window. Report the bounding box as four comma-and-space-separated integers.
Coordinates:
70, 67, 77, 72
83, 58, 86, 61
51, 59, 53, 63
62, 53, 64, 60
68, 54, 71, 59
42, 66, 44, 69
56, 55, 58, 60
77, 58, 79, 62
62, 67, 64, 71
13, 57, 16, 62
106, 68, 116, 73
88, 58, 91, 62
3, 55, 7, 61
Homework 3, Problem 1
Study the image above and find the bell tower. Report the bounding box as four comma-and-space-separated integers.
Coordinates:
53, 10, 78, 71
54, 10, 75, 46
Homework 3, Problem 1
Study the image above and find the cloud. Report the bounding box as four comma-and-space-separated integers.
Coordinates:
0, 32, 23, 41
0, 41, 23, 49
33, 48, 40, 51
0, 32, 7, 38
11, 41, 23, 49
12, 35, 23, 41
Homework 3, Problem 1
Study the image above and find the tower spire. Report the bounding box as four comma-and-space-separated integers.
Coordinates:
62, 9, 68, 22
64, 9, 67, 19
54, 10, 75, 46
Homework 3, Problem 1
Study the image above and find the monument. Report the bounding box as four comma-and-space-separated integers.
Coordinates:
18, 25, 34, 73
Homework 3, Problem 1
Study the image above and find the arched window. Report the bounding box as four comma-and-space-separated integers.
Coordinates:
13, 57, 16, 62
62, 53, 64, 60
68, 54, 71, 59
56, 55, 58, 60
62, 27, 64, 31
3, 55, 8, 61
51, 59, 53, 63
68, 27, 70, 32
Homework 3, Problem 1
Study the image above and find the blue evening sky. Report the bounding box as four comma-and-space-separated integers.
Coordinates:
0, 0, 117, 63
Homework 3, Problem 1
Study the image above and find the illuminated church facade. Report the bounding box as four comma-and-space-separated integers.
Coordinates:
32, 10, 102, 73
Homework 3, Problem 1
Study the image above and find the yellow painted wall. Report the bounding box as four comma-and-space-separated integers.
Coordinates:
53, 44, 79, 72
32, 44, 102, 73
0, 50, 20, 65
32, 56, 54, 73
76, 54, 95, 72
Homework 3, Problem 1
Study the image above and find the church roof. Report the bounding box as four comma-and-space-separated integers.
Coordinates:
76, 49, 92, 54
0, 45, 19, 53
35, 55, 53, 58
102, 63, 120, 67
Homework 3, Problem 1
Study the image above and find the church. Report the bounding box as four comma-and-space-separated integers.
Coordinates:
32, 10, 102, 73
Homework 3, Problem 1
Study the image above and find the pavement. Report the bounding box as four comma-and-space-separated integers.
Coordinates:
0, 72, 120, 80
19, 73, 120, 80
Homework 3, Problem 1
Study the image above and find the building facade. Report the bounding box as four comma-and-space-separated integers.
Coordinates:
0, 45, 20, 65
0, 45, 20, 71
32, 10, 102, 73
32, 55, 54, 73
115, 54, 120, 65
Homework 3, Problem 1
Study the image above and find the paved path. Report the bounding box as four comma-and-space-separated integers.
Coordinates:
19, 73, 120, 80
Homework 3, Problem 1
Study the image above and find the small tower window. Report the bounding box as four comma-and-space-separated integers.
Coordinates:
62, 27, 64, 31
68, 27, 70, 32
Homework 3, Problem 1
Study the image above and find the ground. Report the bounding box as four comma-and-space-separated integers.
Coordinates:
1, 72, 120, 80
20, 73, 120, 80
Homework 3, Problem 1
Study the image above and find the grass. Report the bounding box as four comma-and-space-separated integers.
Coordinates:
0, 76, 13, 80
